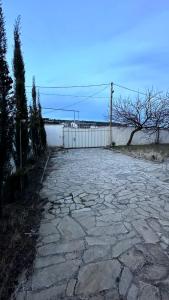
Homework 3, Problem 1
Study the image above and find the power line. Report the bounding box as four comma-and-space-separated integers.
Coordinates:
38, 92, 108, 99
42, 107, 79, 112
26, 81, 147, 96
26, 83, 109, 89
58, 86, 109, 109
113, 82, 146, 96
42, 107, 80, 121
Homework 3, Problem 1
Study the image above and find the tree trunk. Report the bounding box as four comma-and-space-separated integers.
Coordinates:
155, 127, 160, 144
127, 127, 142, 146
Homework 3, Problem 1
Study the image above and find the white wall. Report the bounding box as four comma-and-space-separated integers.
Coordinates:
45, 124, 64, 147
160, 129, 169, 144
112, 127, 155, 145
112, 127, 169, 146
45, 124, 169, 147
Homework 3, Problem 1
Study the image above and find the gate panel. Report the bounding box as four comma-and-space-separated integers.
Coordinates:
63, 127, 109, 148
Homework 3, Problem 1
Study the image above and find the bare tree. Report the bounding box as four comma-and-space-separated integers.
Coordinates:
113, 91, 159, 145
147, 94, 169, 143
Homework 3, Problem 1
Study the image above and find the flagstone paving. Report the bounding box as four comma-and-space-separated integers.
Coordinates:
16, 148, 169, 299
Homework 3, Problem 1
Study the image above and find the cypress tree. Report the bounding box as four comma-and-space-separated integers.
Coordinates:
32, 76, 37, 111
29, 104, 34, 156
30, 77, 39, 157
37, 91, 47, 152
0, 2, 13, 207
13, 17, 29, 169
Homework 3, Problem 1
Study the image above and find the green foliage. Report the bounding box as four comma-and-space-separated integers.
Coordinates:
0, 6, 46, 212
13, 16, 29, 168
0, 2, 14, 204
32, 76, 37, 111
29, 79, 47, 158
38, 92, 47, 152
29, 77, 39, 157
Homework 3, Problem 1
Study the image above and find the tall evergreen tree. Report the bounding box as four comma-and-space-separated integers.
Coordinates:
32, 76, 37, 111
13, 17, 29, 168
37, 91, 47, 152
0, 2, 13, 207
30, 77, 39, 157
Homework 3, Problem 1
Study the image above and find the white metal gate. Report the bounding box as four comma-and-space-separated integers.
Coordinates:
63, 127, 109, 148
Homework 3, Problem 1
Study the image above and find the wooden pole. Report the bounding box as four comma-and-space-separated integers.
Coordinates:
110, 82, 114, 146
74, 111, 75, 124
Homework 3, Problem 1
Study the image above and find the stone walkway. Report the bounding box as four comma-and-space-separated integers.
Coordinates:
17, 148, 169, 300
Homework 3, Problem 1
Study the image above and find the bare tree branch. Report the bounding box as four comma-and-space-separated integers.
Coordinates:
112, 90, 169, 145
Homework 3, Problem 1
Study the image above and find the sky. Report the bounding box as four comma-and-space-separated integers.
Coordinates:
3, 0, 169, 120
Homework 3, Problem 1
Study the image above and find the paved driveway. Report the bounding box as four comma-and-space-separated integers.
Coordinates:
18, 149, 169, 299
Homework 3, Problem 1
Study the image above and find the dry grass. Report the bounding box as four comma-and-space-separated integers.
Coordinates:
0, 156, 48, 300
113, 144, 169, 162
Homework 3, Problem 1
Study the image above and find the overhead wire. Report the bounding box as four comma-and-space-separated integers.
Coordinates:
37, 92, 108, 99
26, 81, 146, 96
42, 107, 79, 112
57, 86, 109, 109
113, 82, 146, 96
26, 81, 147, 114
26, 83, 109, 89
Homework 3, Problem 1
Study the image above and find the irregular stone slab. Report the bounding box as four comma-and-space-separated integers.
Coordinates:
32, 259, 81, 290
138, 282, 160, 300
72, 208, 94, 216
41, 233, 60, 244
90, 295, 104, 300
161, 235, 169, 245
119, 267, 133, 297
159, 219, 169, 227
157, 278, 169, 300
161, 289, 169, 300
112, 238, 141, 258
83, 245, 110, 263
136, 243, 169, 266
99, 208, 116, 215
79, 192, 88, 198
75, 215, 95, 230
16, 292, 26, 300
87, 223, 128, 236
38, 240, 85, 256
133, 220, 159, 243
75, 260, 121, 296
147, 218, 162, 233
119, 230, 137, 241
103, 289, 120, 300
136, 207, 150, 217
65, 251, 82, 260
43, 213, 55, 221
127, 284, 138, 300
82, 194, 98, 201
57, 216, 85, 240
26, 284, 66, 300
66, 279, 77, 296
39, 222, 59, 237
34, 255, 65, 269
60, 207, 69, 214
96, 213, 122, 224
138, 264, 168, 281
86, 235, 116, 246
122, 208, 141, 221
119, 247, 145, 272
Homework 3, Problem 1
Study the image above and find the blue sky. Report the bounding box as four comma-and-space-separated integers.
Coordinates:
4, 0, 169, 120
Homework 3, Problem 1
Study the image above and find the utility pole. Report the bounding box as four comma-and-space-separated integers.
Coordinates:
109, 82, 114, 146
74, 111, 75, 124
